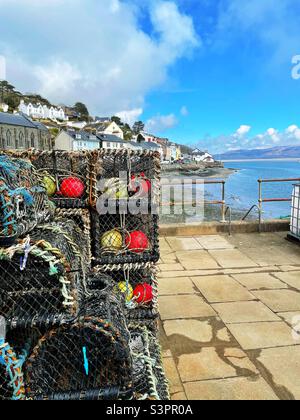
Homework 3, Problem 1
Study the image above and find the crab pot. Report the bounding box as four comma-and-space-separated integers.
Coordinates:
0, 155, 54, 247
129, 325, 170, 401
91, 149, 161, 210
54, 208, 92, 266
0, 220, 86, 328
8, 150, 94, 209
25, 317, 133, 400
91, 211, 160, 266
91, 264, 159, 327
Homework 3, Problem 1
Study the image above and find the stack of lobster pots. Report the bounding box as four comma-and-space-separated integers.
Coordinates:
0, 149, 169, 401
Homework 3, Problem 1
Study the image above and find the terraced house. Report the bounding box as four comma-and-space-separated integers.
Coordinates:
0, 112, 52, 150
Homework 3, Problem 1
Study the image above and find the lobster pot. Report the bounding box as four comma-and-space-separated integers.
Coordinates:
290, 184, 300, 240
54, 209, 92, 266
0, 221, 86, 328
91, 149, 161, 209
13, 150, 95, 209
0, 155, 54, 247
129, 326, 170, 401
91, 211, 160, 266
92, 264, 159, 328
25, 317, 133, 400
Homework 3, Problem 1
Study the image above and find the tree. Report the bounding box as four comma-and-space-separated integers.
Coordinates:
122, 123, 133, 141
111, 116, 123, 127
132, 121, 145, 135
74, 102, 89, 119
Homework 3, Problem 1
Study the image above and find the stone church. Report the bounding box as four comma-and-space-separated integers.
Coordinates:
0, 112, 52, 151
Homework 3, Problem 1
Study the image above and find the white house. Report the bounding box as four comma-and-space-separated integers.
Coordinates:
19, 100, 67, 121
0, 103, 9, 113
98, 134, 128, 150
66, 120, 87, 130
54, 130, 101, 151
97, 121, 124, 140
192, 148, 215, 163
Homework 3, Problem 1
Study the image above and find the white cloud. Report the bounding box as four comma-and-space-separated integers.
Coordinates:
196, 123, 300, 154
145, 113, 178, 133
116, 108, 143, 126
0, 0, 200, 116
180, 106, 189, 116
235, 125, 251, 137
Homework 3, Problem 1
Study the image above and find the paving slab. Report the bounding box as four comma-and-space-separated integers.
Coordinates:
162, 357, 184, 397
176, 250, 219, 270
232, 273, 288, 291
159, 263, 184, 272
209, 249, 257, 268
184, 377, 278, 400
158, 266, 280, 279
159, 277, 196, 296
166, 237, 203, 251
160, 252, 178, 264
227, 322, 296, 350
159, 237, 172, 253
159, 295, 216, 320
195, 235, 235, 250
192, 275, 255, 303
177, 347, 257, 383
253, 290, 300, 312
274, 271, 300, 291
242, 247, 297, 266
212, 301, 280, 324
278, 312, 300, 328
163, 319, 214, 343
258, 346, 300, 399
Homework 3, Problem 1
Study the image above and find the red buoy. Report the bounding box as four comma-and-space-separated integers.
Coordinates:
125, 231, 149, 253
60, 177, 85, 199
133, 283, 153, 304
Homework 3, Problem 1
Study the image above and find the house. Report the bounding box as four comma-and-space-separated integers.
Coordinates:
192, 148, 215, 163
97, 121, 124, 140
54, 130, 101, 151
97, 134, 128, 150
0, 112, 52, 150
0, 103, 9, 113
66, 120, 87, 130
19, 100, 67, 121
136, 132, 158, 144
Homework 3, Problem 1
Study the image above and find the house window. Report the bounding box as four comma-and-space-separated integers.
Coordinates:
31, 133, 35, 148
107, 142, 111, 148
6, 130, 12, 148
19, 132, 24, 148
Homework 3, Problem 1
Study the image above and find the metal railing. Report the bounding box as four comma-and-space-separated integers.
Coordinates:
243, 178, 300, 232
160, 179, 226, 222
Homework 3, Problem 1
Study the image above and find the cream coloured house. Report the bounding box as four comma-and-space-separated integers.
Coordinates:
97, 121, 124, 140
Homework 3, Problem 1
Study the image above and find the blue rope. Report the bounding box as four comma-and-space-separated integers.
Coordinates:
0, 338, 26, 400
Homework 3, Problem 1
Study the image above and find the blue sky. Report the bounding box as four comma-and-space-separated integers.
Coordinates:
1, 0, 300, 152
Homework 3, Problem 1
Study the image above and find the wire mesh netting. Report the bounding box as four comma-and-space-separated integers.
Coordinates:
91, 211, 160, 266
0, 220, 87, 328
129, 325, 169, 400
0, 155, 54, 247
91, 149, 161, 210
92, 264, 159, 328
55, 208, 92, 267
24, 316, 133, 400
7, 150, 95, 209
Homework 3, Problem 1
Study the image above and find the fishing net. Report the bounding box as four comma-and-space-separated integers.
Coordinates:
55, 208, 92, 267
91, 149, 161, 210
0, 155, 54, 247
129, 325, 169, 401
92, 263, 159, 328
0, 220, 87, 328
91, 211, 160, 266
7, 150, 95, 209
24, 316, 133, 400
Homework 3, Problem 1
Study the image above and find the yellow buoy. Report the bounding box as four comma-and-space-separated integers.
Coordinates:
43, 176, 57, 197
116, 281, 133, 302
101, 229, 123, 250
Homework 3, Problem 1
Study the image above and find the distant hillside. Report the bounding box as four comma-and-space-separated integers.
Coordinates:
215, 145, 300, 160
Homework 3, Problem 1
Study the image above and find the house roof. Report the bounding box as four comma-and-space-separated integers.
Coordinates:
141, 142, 161, 151
67, 130, 100, 142
98, 134, 126, 144
0, 111, 48, 131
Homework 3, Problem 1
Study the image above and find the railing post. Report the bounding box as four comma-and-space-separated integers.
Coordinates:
258, 180, 262, 233
221, 181, 226, 223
